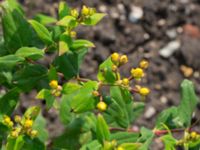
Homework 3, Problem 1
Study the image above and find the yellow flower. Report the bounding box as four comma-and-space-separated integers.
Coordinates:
70, 31, 77, 38
119, 55, 128, 65
24, 119, 33, 128
8, 121, 14, 128
131, 68, 144, 79
97, 101, 107, 111
111, 53, 119, 64
122, 78, 129, 86
10, 131, 19, 138
54, 90, 61, 97
139, 87, 150, 96
89, 8, 96, 15
30, 130, 38, 138
139, 60, 149, 69
49, 80, 58, 89
3, 115, 11, 124
117, 146, 124, 150
111, 64, 117, 72
81, 5, 90, 16
71, 9, 79, 18
92, 91, 100, 97
14, 115, 21, 123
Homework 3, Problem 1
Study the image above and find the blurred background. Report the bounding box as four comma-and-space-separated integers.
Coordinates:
17, 0, 200, 149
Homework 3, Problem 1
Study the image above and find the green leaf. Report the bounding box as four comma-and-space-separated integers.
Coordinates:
15, 47, 44, 60
58, 2, 71, 19
53, 118, 84, 149
29, 20, 53, 45
23, 106, 40, 121
132, 102, 145, 123
0, 55, 24, 71
0, 123, 9, 146
53, 48, 87, 80
160, 134, 176, 150
62, 82, 81, 95
33, 114, 48, 142
0, 88, 20, 115
36, 89, 55, 109
138, 127, 154, 150
80, 140, 102, 150
156, 80, 198, 129
71, 40, 95, 50
6, 135, 25, 150
13, 64, 48, 91
2, 0, 24, 15
34, 14, 57, 25
119, 143, 141, 150
155, 107, 178, 129
105, 86, 133, 128
1, 9, 36, 53
177, 79, 198, 127
56, 16, 77, 28
71, 81, 98, 113
48, 65, 58, 81
96, 114, 110, 144
58, 34, 71, 56
97, 57, 116, 83
20, 136, 45, 150
110, 132, 139, 144
82, 13, 106, 26
59, 94, 74, 125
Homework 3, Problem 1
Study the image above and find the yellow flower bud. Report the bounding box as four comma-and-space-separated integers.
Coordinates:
54, 90, 61, 97
139, 87, 150, 96
8, 121, 14, 128
70, 31, 77, 38
191, 132, 197, 140
57, 85, 63, 91
119, 55, 128, 65
71, 9, 79, 18
49, 80, 58, 89
111, 53, 119, 64
89, 8, 96, 15
122, 78, 129, 86
81, 5, 90, 16
3, 116, 11, 124
92, 91, 100, 97
24, 119, 33, 128
30, 130, 38, 138
111, 64, 117, 72
97, 101, 107, 111
117, 146, 124, 150
139, 60, 149, 69
14, 115, 21, 123
10, 131, 19, 138
131, 68, 144, 79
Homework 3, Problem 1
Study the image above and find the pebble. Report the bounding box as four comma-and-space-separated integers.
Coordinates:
159, 40, 181, 58
180, 65, 193, 77
166, 29, 177, 39
160, 96, 168, 104
128, 5, 143, 23
144, 106, 156, 119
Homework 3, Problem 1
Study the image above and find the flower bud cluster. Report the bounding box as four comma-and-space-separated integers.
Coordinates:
2, 115, 38, 138
176, 131, 200, 146
49, 80, 62, 97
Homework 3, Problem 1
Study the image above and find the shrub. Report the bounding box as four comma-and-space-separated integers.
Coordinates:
0, 1, 199, 150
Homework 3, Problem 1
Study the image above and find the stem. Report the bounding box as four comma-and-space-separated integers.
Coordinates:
109, 127, 186, 136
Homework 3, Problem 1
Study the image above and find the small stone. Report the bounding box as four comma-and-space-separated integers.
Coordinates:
144, 106, 156, 119
166, 29, 177, 39
180, 65, 193, 77
160, 96, 168, 104
99, 5, 107, 13
159, 40, 181, 58
128, 5, 143, 23
157, 19, 166, 26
